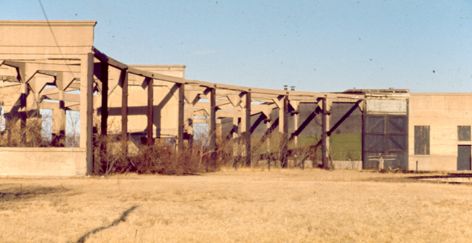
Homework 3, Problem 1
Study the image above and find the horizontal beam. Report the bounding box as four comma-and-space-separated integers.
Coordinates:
93, 47, 185, 84
0, 75, 18, 82
43, 93, 80, 102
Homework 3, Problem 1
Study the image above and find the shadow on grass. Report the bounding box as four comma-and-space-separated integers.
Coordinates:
0, 185, 68, 202
363, 172, 472, 185
76, 205, 139, 243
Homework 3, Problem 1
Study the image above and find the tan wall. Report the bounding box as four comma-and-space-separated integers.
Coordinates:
0, 20, 95, 58
332, 160, 362, 170
0, 148, 86, 176
106, 65, 185, 137
409, 93, 472, 171
0, 20, 96, 177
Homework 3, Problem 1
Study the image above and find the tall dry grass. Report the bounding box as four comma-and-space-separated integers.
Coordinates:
0, 117, 48, 147
91, 129, 324, 176
93, 135, 216, 175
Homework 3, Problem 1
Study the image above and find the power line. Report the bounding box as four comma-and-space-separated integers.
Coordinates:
38, 0, 66, 58
37, 0, 78, 92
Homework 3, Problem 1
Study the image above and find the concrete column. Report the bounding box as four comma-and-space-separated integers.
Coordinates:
321, 97, 331, 169
146, 78, 154, 145
52, 72, 66, 146
232, 113, 240, 162
52, 94, 66, 146
99, 62, 109, 173
15, 63, 35, 145
99, 63, 109, 137
177, 84, 185, 151
19, 82, 28, 144
278, 96, 289, 168
216, 118, 222, 141
6, 117, 12, 145
292, 104, 300, 168
265, 118, 272, 168
293, 109, 299, 147
241, 92, 251, 166
80, 52, 94, 175
208, 88, 217, 168
120, 69, 129, 154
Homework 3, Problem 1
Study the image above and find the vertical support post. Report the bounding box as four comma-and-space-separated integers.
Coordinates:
231, 113, 240, 165
16, 63, 30, 145
293, 104, 300, 167
146, 78, 154, 145
279, 96, 289, 168
19, 82, 28, 144
361, 100, 366, 169
241, 91, 251, 166
120, 69, 129, 155
216, 119, 222, 142
265, 118, 271, 168
80, 52, 94, 175
177, 84, 185, 151
99, 63, 109, 173
52, 87, 66, 146
232, 115, 239, 140
321, 97, 331, 169
208, 88, 217, 169
293, 110, 299, 146
6, 117, 12, 145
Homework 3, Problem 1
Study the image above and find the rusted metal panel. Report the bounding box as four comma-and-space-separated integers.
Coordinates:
364, 114, 408, 170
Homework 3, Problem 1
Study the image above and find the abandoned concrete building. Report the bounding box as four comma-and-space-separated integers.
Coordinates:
0, 20, 471, 176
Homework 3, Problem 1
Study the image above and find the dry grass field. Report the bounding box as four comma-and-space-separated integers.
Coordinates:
1, 169, 472, 243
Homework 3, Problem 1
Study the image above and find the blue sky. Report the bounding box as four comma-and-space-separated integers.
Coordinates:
3, 0, 472, 92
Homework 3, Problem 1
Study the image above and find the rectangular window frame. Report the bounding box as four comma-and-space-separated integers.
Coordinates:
414, 125, 430, 155
458, 125, 471, 141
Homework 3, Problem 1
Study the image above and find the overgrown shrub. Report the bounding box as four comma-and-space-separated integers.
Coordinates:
93, 136, 211, 175
0, 117, 49, 147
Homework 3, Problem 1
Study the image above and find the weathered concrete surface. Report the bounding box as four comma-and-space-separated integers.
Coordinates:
0, 147, 86, 176
0, 20, 96, 176
105, 65, 186, 137
332, 160, 362, 170
3, 20, 472, 177
0, 20, 95, 59
409, 93, 472, 171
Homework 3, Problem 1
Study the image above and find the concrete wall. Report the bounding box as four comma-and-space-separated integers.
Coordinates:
0, 147, 86, 176
0, 20, 96, 176
332, 160, 362, 170
409, 93, 472, 171
106, 65, 185, 137
0, 20, 95, 59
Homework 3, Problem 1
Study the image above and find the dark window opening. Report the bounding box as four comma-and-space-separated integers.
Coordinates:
414, 125, 430, 155
458, 126, 471, 141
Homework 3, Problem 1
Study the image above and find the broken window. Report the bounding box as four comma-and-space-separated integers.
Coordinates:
458, 126, 471, 141
414, 125, 430, 155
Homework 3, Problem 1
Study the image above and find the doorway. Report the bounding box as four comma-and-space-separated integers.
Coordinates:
457, 145, 471, 170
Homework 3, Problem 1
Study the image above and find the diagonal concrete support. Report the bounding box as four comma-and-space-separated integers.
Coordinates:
289, 104, 320, 141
